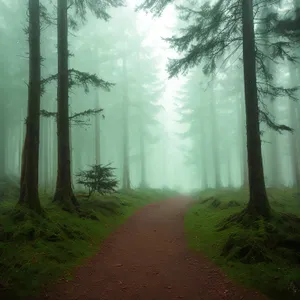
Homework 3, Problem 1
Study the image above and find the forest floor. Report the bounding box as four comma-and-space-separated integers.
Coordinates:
186, 188, 300, 300
0, 188, 174, 299
34, 196, 267, 300
1, 187, 299, 299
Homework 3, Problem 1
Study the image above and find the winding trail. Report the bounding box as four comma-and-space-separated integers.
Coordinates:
39, 197, 267, 300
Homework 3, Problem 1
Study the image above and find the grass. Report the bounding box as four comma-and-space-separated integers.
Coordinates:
0, 186, 176, 299
185, 187, 300, 300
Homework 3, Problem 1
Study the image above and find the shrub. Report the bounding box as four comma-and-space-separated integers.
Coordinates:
76, 164, 118, 197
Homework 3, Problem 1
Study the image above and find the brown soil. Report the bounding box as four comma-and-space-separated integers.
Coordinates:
38, 197, 268, 300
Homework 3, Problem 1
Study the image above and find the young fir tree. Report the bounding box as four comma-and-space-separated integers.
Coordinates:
17, 0, 42, 214
137, 0, 296, 218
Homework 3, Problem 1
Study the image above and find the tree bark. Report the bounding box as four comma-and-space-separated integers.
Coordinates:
54, 0, 79, 211
122, 56, 131, 190
240, 94, 248, 188
95, 90, 101, 165
242, 0, 270, 217
235, 88, 248, 188
161, 128, 168, 188
199, 112, 208, 189
227, 145, 233, 188
267, 101, 281, 187
17, 0, 42, 213
39, 118, 45, 189
43, 118, 49, 190
210, 89, 222, 188
0, 101, 5, 180
139, 117, 147, 188
51, 100, 57, 191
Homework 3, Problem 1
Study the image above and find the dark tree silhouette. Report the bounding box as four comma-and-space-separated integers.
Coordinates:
18, 0, 42, 214
136, 0, 297, 217
53, 0, 123, 211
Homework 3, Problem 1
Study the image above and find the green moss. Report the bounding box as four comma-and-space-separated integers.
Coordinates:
185, 188, 300, 300
0, 188, 166, 298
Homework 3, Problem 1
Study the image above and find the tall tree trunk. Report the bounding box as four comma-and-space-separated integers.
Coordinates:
200, 146, 208, 190
54, 0, 78, 211
0, 102, 5, 180
69, 106, 74, 183
161, 128, 168, 188
236, 90, 248, 188
0, 56, 7, 181
288, 88, 300, 189
210, 89, 222, 188
122, 56, 130, 190
139, 117, 147, 188
95, 90, 101, 165
43, 118, 49, 191
242, 0, 270, 217
18, 108, 26, 174
17, 0, 42, 213
51, 100, 57, 191
0, 101, 5, 200
199, 112, 208, 189
39, 118, 45, 188
268, 101, 281, 186
227, 144, 233, 188
241, 95, 248, 187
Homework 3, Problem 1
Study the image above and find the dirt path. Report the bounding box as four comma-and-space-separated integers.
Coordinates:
39, 197, 267, 300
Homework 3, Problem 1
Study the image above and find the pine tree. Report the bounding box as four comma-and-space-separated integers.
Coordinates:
94, 90, 101, 165
137, 0, 297, 217
54, 0, 78, 211
241, 0, 270, 217
18, 0, 42, 213
121, 55, 131, 190
53, 0, 123, 211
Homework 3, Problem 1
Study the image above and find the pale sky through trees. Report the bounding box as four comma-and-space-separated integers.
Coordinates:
1, 0, 300, 191
126, 0, 190, 189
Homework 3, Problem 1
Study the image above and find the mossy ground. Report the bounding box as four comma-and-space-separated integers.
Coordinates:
0, 186, 176, 298
185, 187, 300, 300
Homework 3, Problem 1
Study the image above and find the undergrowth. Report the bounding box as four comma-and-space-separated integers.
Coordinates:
185, 187, 300, 300
0, 187, 173, 298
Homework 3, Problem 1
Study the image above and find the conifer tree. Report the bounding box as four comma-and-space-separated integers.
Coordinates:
18, 0, 42, 214
53, 0, 123, 211
137, 0, 296, 217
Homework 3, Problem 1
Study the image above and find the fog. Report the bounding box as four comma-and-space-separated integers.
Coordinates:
0, 0, 299, 195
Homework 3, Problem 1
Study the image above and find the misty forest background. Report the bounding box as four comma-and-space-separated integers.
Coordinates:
1, 0, 300, 298
1, 0, 300, 202
0, 0, 179, 197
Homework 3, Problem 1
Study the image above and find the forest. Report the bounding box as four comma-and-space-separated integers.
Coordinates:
0, 0, 300, 299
